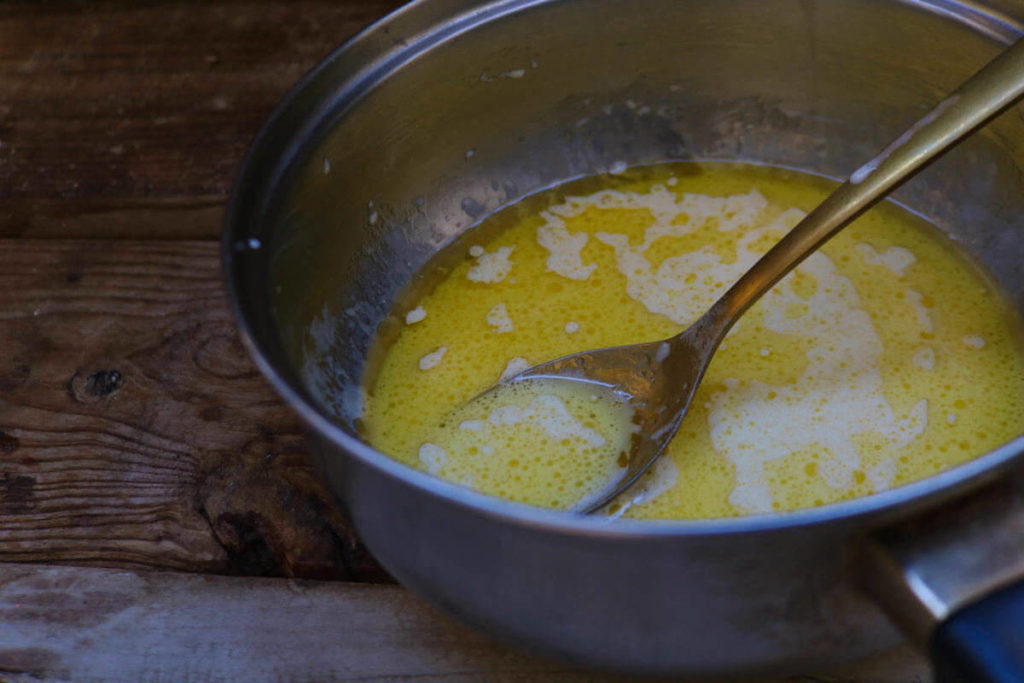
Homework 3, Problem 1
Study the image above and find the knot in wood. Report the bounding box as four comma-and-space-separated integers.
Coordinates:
86, 370, 122, 397
68, 369, 124, 403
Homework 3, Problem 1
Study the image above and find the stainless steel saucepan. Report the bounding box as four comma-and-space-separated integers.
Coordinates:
224, 0, 1024, 677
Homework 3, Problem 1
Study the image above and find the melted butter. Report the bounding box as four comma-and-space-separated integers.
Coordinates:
361, 162, 1024, 519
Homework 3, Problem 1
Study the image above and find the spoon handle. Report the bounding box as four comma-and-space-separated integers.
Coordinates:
705, 37, 1024, 332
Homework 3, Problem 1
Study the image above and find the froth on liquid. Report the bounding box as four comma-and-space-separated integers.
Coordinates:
418, 378, 634, 510
360, 162, 1024, 519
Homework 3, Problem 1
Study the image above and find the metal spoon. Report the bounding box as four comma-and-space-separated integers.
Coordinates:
508, 38, 1024, 514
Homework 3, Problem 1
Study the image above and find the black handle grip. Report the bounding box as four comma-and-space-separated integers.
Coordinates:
930, 580, 1024, 683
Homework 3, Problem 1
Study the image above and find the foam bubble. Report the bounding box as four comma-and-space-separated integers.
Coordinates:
468, 246, 514, 282
536, 216, 597, 280
963, 335, 986, 349
419, 346, 447, 370
525, 395, 606, 447
856, 243, 917, 276
486, 303, 514, 333
913, 347, 936, 370
612, 455, 680, 518
405, 306, 426, 324
419, 443, 447, 475
906, 289, 934, 333
500, 357, 530, 381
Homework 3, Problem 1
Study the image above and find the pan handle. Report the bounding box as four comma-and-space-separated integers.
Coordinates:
859, 479, 1024, 683
930, 579, 1024, 683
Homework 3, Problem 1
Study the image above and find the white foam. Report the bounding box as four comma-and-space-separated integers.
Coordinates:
631, 456, 679, 506
467, 246, 514, 283
419, 346, 447, 370
912, 347, 935, 370
486, 303, 514, 333
536, 215, 597, 280
867, 458, 898, 491
963, 335, 986, 349
905, 290, 934, 333
537, 186, 931, 513
565, 321, 580, 334
459, 420, 485, 432
856, 243, 917, 276
709, 252, 928, 512
524, 395, 606, 447
488, 404, 523, 426
475, 395, 607, 448
947, 413, 958, 425
587, 190, 781, 325
500, 357, 530, 381
419, 443, 447, 475
607, 455, 679, 519
405, 306, 426, 324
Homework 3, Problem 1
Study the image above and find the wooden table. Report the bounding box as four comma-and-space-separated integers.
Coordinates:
0, 2, 929, 680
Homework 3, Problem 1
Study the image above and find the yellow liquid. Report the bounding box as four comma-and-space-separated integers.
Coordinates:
361, 162, 1024, 519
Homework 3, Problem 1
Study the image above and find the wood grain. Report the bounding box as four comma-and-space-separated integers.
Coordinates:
0, 238, 386, 581
0, 562, 930, 683
0, 0, 402, 240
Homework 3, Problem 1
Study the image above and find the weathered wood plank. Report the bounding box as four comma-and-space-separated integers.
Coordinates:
0, 0, 402, 239
0, 239, 386, 581
0, 562, 930, 682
